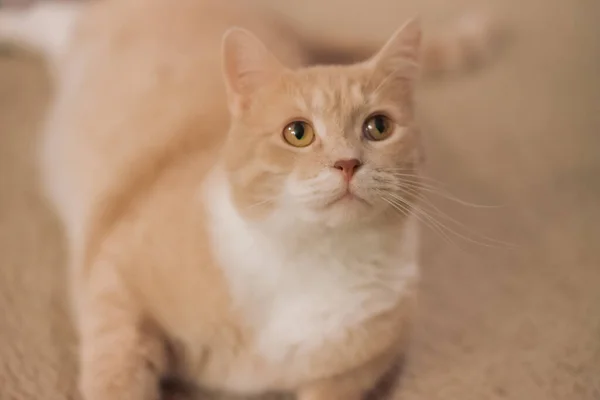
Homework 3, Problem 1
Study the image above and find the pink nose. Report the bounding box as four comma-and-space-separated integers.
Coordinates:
333, 158, 362, 182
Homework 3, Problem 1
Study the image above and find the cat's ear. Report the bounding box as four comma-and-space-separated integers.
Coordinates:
222, 27, 285, 114
369, 17, 422, 80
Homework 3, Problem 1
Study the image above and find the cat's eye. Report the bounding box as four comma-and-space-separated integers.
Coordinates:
362, 114, 393, 141
283, 121, 315, 148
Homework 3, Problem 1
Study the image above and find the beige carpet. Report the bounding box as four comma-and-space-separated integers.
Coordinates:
1, 0, 599, 399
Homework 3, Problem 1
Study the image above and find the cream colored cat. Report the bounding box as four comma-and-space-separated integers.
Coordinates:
0, 0, 504, 399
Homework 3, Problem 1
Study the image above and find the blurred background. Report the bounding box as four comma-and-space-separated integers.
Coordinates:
0, 0, 599, 399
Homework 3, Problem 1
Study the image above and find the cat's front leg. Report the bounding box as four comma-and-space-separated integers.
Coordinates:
76, 263, 167, 400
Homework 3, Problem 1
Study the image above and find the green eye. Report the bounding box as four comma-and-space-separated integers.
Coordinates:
363, 114, 393, 141
283, 121, 315, 148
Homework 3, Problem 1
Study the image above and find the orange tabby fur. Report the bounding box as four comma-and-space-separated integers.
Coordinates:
0, 0, 503, 398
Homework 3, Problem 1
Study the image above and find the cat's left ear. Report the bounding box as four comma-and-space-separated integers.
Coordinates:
369, 17, 422, 80
222, 27, 285, 115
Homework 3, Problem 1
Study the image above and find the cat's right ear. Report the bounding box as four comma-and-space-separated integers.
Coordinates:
222, 27, 285, 115
368, 17, 422, 80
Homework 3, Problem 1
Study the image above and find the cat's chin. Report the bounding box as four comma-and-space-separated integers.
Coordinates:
294, 196, 383, 229
323, 191, 370, 209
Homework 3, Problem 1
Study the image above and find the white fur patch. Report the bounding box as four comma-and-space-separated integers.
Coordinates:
312, 117, 328, 139
202, 168, 419, 389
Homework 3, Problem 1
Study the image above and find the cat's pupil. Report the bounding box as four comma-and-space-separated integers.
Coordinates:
293, 123, 305, 140
374, 117, 386, 133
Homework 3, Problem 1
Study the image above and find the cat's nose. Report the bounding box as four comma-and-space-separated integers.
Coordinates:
333, 158, 362, 182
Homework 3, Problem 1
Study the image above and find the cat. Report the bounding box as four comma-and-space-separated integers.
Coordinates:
0, 0, 506, 399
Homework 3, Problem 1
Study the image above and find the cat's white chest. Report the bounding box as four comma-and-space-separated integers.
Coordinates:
202, 172, 418, 389
233, 235, 416, 362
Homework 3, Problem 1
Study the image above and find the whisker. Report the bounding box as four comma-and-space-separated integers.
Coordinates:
381, 170, 450, 185
412, 204, 507, 249
382, 189, 513, 250
379, 168, 506, 209
410, 204, 509, 249
380, 192, 459, 248
380, 192, 517, 278
396, 185, 515, 248
400, 180, 505, 209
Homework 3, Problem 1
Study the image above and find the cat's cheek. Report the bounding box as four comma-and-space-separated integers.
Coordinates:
279, 176, 310, 208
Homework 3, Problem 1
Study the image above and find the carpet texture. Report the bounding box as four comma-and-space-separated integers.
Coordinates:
1, 0, 599, 399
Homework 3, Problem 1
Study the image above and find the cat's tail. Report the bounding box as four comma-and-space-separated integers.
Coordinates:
0, 1, 84, 64
304, 10, 509, 78
420, 11, 508, 77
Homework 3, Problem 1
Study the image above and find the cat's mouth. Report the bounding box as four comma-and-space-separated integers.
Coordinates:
324, 190, 369, 208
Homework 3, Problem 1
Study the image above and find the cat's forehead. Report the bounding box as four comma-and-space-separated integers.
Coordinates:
274, 67, 367, 114
294, 67, 368, 109
278, 65, 409, 121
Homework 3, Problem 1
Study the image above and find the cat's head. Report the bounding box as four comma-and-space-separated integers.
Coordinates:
220, 20, 423, 229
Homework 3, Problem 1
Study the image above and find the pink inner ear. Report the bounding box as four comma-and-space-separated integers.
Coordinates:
222, 28, 284, 99
370, 18, 422, 79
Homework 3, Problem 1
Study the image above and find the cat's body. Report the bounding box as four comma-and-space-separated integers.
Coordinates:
0, 0, 505, 398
